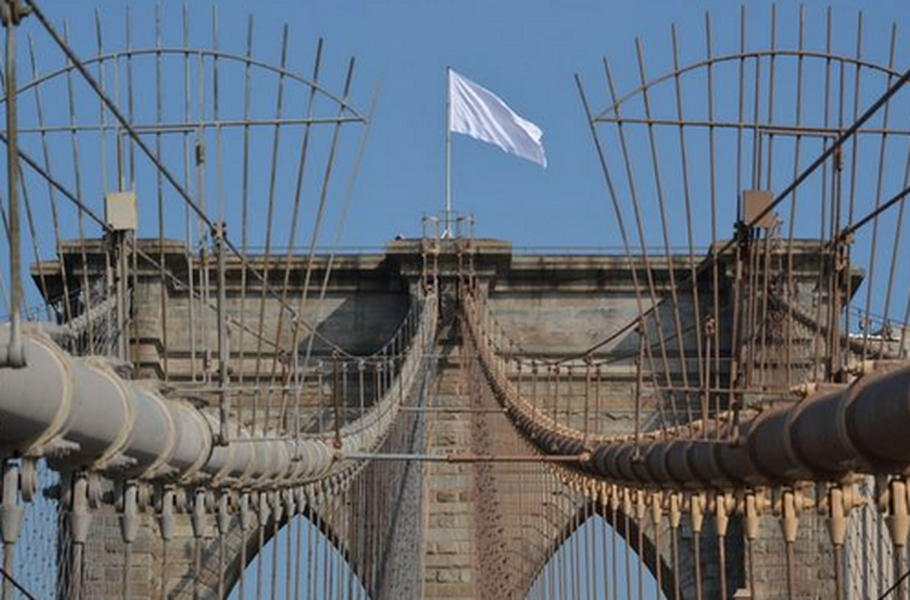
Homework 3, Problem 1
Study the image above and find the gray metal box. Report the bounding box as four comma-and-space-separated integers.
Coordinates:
742, 190, 776, 229
105, 191, 138, 231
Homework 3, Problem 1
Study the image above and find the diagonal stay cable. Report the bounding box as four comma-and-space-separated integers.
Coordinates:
837, 182, 910, 242
1, 115, 416, 365
0, 565, 36, 600
0, 128, 289, 354
23, 0, 361, 358
570, 61, 910, 365
879, 566, 910, 600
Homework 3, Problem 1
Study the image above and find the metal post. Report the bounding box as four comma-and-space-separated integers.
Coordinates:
0, 461, 22, 600
1, 0, 28, 369
444, 66, 452, 237
115, 230, 128, 361
332, 352, 342, 450
633, 320, 644, 455
214, 221, 229, 445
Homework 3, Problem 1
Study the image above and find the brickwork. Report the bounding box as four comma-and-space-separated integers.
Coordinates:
57, 239, 846, 598
76, 510, 157, 599
70, 507, 220, 600
748, 512, 836, 599
422, 332, 479, 599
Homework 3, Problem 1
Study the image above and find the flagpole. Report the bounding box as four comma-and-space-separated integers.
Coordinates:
444, 66, 452, 238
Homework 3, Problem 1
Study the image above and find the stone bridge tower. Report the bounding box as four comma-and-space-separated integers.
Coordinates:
35, 237, 841, 599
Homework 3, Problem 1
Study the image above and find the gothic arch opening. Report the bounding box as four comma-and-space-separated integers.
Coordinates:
227, 509, 368, 600
526, 501, 675, 600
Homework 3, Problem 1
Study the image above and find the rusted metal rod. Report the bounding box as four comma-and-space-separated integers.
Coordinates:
0, 0, 27, 370
344, 452, 590, 464
400, 406, 506, 414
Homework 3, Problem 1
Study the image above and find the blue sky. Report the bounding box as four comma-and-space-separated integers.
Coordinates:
7, 1, 910, 597
8, 0, 905, 326
21, 0, 910, 252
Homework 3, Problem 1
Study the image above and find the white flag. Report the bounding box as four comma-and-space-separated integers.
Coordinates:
448, 70, 547, 168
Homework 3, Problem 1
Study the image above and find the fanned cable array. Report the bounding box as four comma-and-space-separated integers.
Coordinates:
0, 3, 910, 600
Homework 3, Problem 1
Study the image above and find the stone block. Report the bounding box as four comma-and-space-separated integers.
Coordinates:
434, 541, 471, 555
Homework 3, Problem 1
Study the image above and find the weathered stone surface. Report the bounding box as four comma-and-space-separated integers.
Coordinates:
56, 239, 842, 599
